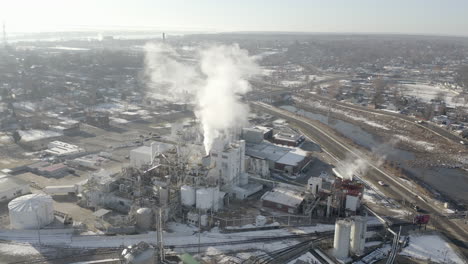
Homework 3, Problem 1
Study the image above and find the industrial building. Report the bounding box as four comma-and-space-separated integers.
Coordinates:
245, 141, 312, 175
0, 177, 31, 202
241, 126, 273, 144
272, 132, 305, 147
261, 186, 306, 214
44, 141, 85, 157
130, 141, 175, 168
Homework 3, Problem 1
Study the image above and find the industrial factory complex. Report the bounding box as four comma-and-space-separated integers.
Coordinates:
0, 30, 467, 264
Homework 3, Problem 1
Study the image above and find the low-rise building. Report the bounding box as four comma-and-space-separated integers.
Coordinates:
261, 186, 306, 214
0, 177, 31, 202
272, 132, 305, 147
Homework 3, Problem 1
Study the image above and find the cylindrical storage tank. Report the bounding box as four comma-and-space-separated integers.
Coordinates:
196, 188, 214, 211
181, 185, 196, 207
333, 219, 351, 260
350, 216, 367, 256
136, 208, 153, 231
256, 215, 267, 227
211, 187, 220, 212
8, 193, 54, 230
200, 214, 208, 227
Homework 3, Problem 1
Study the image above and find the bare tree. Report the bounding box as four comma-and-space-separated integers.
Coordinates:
372, 77, 386, 108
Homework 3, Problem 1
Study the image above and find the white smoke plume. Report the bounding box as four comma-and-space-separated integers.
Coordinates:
335, 139, 397, 180
144, 43, 260, 154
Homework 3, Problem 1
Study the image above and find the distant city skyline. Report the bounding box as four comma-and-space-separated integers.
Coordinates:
1, 0, 468, 36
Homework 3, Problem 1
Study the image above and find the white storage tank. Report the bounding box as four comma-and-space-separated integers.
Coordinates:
181, 185, 196, 207
196, 187, 219, 211
8, 193, 54, 230
136, 208, 153, 231
255, 215, 267, 227
350, 216, 367, 256
333, 219, 351, 260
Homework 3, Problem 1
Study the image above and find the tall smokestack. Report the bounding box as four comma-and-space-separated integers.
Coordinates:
162, 32, 166, 42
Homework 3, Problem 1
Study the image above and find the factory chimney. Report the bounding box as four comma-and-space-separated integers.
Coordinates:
162, 32, 166, 42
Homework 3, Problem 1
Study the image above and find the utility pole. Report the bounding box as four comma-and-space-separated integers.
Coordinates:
198, 209, 201, 255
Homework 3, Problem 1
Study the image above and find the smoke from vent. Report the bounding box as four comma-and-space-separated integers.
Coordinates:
144, 43, 260, 154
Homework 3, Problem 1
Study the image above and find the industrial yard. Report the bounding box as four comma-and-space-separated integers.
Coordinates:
0, 24, 467, 264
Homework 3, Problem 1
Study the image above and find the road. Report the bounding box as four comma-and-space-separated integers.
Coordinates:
251, 101, 468, 257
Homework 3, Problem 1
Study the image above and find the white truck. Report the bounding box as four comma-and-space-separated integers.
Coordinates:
43, 185, 78, 195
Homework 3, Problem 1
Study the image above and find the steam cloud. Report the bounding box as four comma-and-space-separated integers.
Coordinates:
144, 43, 260, 154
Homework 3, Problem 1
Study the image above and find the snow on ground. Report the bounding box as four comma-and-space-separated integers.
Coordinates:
394, 135, 435, 151
0, 134, 12, 144
354, 244, 391, 264
400, 233, 466, 264
18, 130, 62, 142
287, 251, 321, 264
282, 104, 389, 131
402, 83, 465, 107
0, 242, 55, 256
0, 223, 336, 255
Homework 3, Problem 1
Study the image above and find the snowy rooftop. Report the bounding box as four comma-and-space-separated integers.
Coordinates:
246, 142, 308, 166
275, 148, 308, 166
261, 187, 305, 208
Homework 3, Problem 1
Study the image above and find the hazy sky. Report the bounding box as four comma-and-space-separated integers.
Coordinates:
1, 0, 468, 36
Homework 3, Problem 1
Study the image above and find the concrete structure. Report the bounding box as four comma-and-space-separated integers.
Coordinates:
307, 177, 322, 195
135, 208, 153, 231
333, 219, 352, 260
242, 126, 273, 144
180, 185, 196, 207
0, 177, 31, 202
345, 195, 360, 212
350, 216, 367, 256
255, 215, 267, 226
209, 139, 246, 187
196, 187, 221, 212
130, 142, 174, 168
245, 156, 270, 178
261, 186, 305, 214
8, 194, 54, 230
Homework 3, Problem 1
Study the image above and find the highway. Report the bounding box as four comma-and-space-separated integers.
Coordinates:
251, 101, 468, 257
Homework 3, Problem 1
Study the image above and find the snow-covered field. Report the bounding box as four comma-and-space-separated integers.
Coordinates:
402, 83, 465, 108
400, 233, 466, 264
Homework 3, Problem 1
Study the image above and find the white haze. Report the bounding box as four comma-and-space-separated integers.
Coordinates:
144, 43, 260, 154
336, 138, 398, 180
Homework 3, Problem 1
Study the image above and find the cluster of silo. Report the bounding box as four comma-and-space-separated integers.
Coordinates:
333, 216, 367, 260
180, 185, 221, 212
